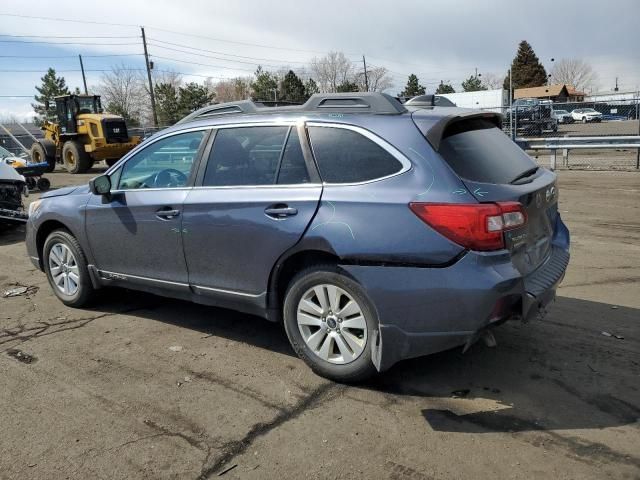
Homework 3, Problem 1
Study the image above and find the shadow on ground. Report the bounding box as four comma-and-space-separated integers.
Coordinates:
84, 290, 640, 438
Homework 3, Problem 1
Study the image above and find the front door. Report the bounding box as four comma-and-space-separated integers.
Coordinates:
85, 129, 208, 286
182, 124, 322, 300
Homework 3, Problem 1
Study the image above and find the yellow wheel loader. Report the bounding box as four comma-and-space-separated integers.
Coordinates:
30, 95, 141, 174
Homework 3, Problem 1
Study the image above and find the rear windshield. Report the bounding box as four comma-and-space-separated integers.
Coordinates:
438, 119, 537, 184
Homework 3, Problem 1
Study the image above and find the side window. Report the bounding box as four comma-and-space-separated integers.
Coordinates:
277, 128, 310, 184
307, 126, 403, 183
118, 131, 205, 190
203, 126, 289, 186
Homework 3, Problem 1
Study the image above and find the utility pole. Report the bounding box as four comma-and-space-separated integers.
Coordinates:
78, 55, 88, 94
141, 27, 158, 127
362, 55, 369, 92
509, 68, 514, 139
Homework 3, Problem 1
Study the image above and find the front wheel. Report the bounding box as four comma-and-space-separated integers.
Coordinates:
582, 117, 588, 123
43, 229, 95, 307
283, 265, 378, 382
62, 141, 93, 174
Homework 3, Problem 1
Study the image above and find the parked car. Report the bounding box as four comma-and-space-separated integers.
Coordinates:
0, 158, 28, 226
26, 93, 570, 382
552, 109, 574, 124
504, 98, 557, 135
571, 108, 603, 123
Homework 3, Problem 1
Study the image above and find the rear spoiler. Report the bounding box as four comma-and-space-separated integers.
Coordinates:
422, 111, 503, 151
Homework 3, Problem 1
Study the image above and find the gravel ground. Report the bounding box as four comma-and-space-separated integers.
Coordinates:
0, 167, 638, 480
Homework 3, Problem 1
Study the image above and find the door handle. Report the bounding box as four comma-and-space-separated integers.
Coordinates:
156, 208, 180, 219
264, 205, 298, 218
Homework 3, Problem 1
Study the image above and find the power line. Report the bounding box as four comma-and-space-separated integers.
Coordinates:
0, 39, 139, 45
0, 33, 138, 39
0, 13, 137, 28
150, 55, 257, 72
148, 38, 309, 64
0, 53, 144, 58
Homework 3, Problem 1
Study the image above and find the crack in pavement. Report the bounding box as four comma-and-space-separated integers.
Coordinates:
196, 382, 342, 479
0, 305, 157, 351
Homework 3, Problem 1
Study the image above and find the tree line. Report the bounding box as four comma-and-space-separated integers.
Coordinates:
31, 41, 597, 126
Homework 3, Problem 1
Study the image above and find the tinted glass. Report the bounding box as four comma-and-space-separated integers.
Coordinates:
438, 119, 537, 184
204, 126, 289, 186
277, 128, 310, 184
118, 130, 205, 190
308, 127, 402, 183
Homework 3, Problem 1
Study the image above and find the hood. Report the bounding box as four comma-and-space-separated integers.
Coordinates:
0, 162, 25, 183
40, 184, 89, 199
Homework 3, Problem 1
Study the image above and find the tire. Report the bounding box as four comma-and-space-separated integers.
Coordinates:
62, 141, 93, 174
30, 142, 55, 173
105, 158, 119, 168
36, 177, 51, 191
283, 265, 378, 383
582, 117, 588, 123
43, 229, 95, 307
25, 177, 36, 190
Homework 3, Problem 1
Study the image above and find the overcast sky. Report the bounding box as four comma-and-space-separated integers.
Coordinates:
1, 0, 639, 121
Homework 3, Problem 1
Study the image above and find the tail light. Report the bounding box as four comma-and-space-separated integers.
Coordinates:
409, 202, 526, 251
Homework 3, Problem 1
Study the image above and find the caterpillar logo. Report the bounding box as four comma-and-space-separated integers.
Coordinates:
112, 127, 120, 134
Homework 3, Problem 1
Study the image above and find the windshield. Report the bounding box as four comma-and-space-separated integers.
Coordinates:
0, 146, 13, 158
583, 109, 598, 113
555, 110, 568, 114
77, 97, 99, 114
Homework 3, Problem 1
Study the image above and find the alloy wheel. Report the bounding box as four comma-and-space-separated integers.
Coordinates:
48, 243, 80, 296
296, 284, 367, 364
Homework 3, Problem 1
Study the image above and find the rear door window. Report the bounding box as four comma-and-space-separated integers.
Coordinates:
203, 126, 289, 186
437, 119, 538, 184
307, 126, 403, 183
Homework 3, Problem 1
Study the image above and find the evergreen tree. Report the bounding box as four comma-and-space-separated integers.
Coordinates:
304, 78, 319, 98
336, 81, 359, 92
461, 75, 487, 92
400, 74, 426, 97
251, 66, 278, 101
155, 83, 181, 126
435, 81, 455, 94
279, 70, 306, 103
503, 40, 548, 90
178, 82, 214, 116
32, 68, 71, 125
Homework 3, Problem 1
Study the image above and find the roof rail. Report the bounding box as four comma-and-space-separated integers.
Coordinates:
176, 92, 407, 124
301, 92, 407, 114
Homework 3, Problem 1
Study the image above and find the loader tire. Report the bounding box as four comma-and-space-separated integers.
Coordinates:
62, 141, 92, 174
31, 142, 56, 173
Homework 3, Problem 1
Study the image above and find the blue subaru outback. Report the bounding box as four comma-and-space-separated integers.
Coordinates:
26, 93, 569, 382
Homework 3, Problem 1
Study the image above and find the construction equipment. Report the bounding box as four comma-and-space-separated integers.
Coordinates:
30, 95, 141, 174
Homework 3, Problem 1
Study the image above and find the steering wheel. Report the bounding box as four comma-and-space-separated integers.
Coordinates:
151, 168, 188, 188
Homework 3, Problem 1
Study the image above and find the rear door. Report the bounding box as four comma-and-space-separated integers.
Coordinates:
181, 123, 322, 300
427, 118, 559, 275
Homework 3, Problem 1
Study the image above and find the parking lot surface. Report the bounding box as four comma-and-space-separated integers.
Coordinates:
1, 168, 639, 479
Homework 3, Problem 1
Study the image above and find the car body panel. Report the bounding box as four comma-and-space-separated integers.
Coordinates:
26, 97, 571, 374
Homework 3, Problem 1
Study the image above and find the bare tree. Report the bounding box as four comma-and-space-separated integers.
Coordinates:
355, 66, 393, 92
95, 64, 147, 125
212, 77, 252, 103
550, 58, 598, 92
480, 72, 504, 90
310, 52, 354, 93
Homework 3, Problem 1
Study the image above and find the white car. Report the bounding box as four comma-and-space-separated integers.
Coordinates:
571, 108, 603, 123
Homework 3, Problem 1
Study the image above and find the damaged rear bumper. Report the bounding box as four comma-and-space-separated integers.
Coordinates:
342, 244, 570, 372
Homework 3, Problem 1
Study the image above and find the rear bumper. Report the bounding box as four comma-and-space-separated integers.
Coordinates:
342, 218, 570, 372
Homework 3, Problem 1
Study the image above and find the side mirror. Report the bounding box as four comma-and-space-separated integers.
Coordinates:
89, 174, 111, 196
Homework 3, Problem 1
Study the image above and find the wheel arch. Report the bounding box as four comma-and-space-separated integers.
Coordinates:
35, 219, 75, 269
267, 247, 342, 321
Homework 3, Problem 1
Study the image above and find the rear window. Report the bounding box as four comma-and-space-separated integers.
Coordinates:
307, 126, 403, 183
438, 119, 537, 184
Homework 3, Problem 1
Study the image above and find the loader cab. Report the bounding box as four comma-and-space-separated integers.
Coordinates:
52, 95, 103, 134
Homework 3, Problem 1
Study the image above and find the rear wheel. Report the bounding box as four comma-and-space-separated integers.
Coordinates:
30, 142, 55, 173
283, 265, 377, 382
43, 229, 95, 307
62, 141, 93, 174
36, 177, 51, 191
582, 116, 588, 123
105, 158, 118, 168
